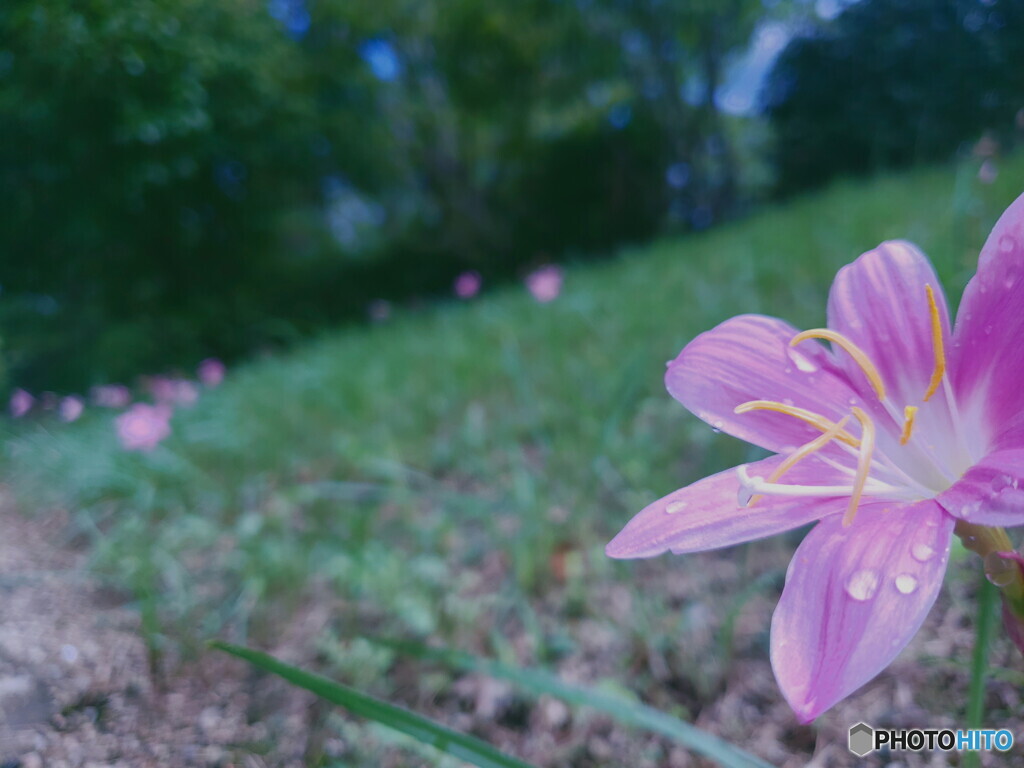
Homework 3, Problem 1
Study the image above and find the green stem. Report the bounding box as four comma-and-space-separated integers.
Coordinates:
963, 575, 998, 768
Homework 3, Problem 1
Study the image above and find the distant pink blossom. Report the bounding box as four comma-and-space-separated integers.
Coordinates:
197, 358, 226, 388
59, 396, 85, 423
454, 270, 482, 299
9, 389, 33, 418
979, 159, 999, 185
148, 376, 199, 406
91, 384, 132, 409
115, 403, 172, 452
526, 265, 563, 303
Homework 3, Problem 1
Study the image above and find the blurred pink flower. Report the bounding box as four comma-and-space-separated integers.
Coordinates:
148, 376, 199, 406
9, 389, 33, 418
197, 358, 226, 387
59, 396, 85, 423
454, 270, 482, 299
979, 159, 999, 185
526, 265, 563, 303
116, 403, 172, 452
91, 384, 132, 408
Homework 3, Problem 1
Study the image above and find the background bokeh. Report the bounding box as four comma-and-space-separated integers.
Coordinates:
2, 0, 1024, 766
3, 0, 1022, 390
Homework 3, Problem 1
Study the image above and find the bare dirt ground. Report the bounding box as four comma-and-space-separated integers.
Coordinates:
0, 502, 320, 768
1, 496, 1022, 768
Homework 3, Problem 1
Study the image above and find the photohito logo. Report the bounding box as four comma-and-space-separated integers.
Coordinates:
848, 722, 1014, 756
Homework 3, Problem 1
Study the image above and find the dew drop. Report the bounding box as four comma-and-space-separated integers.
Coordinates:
911, 543, 935, 562
787, 348, 819, 373
999, 235, 1016, 254
665, 501, 687, 515
895, 574, 918, 594
984, 552, 1018, 587
845, 569, 880, 601
711, 420, 723, 434
1005, 276, 1016, 290
782, 398, 794, 406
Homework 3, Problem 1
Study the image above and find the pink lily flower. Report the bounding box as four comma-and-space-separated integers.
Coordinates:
115, 403, 173, 452
197, 358, 226, 388
59, 395, 85, 423
91, 384, 132, 409
454, 270, 483, 299
526, 265, 563, 303
9, 388, 34, 418
608, 192, 1024, 722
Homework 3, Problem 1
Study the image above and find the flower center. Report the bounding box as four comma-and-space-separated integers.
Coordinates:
735, 284, 974, 526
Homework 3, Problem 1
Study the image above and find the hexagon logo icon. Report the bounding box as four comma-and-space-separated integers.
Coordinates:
848, 722, 874, 757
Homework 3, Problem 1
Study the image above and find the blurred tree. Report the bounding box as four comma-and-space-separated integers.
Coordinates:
581, 0, 762, 228
764, 0, 1024, 194
0, 0, 316, 388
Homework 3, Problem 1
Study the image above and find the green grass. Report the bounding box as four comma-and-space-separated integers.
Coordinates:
4, 156, 1022, 763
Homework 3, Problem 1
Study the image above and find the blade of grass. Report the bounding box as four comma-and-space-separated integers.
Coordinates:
373, 639, 774, 768
210, 641, 537, 768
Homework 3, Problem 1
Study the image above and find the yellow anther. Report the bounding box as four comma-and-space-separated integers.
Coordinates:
843, 407, 875, 528
923, 284, 946, 402
734, 400, 860, 447
899, 405, 918, 446
791, 329, 887, 401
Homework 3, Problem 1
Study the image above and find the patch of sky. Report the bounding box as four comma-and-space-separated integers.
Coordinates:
323, 175, 386, 251
267, 0, 310, 39
608, 103, 632, 130
359, 39, 402, 82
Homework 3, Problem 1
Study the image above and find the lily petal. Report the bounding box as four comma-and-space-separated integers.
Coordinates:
666, 315, 859, 453
606, 454, 856, 559
827, 240, 952, 412
952, 191, 1024, 450
770, 500, 953, 723
936, 448, 1024, 527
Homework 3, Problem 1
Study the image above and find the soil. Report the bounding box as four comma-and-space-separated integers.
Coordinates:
1, 498, 1021, 768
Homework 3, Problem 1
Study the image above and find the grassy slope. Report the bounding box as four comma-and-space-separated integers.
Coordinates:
5, 156, 1023, 763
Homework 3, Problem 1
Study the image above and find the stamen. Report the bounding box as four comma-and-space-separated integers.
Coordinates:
767, 416, 851, 484
791, 329, 886, 401
899, 405, 918, 446
746, 416, 851, 506
923, 284, 945, 402
734, 400, 860, 447
843, 406, 875, 527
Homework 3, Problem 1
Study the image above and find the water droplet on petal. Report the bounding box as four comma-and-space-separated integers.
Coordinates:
984, 551, 1018, 587
787, 348, 819, 373
711, 420, 723, 433
911, 543, 935, 562
1005, 276, 1016, 290
665, 501, 687, 515
999, 235, 1016, 254
782, 398, 794, 406
895, 574, 918, 594
845, 569, 880, 601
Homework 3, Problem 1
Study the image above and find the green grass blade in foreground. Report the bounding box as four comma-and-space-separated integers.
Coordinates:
376, 639, 773, 768
210, 641, 536, 768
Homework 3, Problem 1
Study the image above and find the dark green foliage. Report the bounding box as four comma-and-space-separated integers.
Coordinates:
764, 0, 1024, 194
0, 0, 319, 388
0, 0, 762, 390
